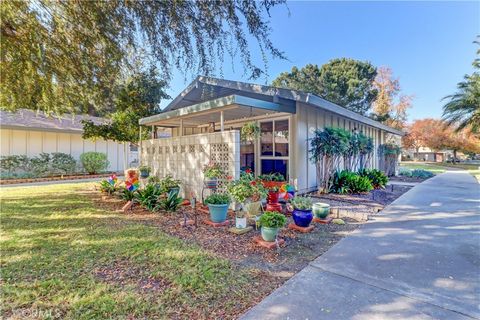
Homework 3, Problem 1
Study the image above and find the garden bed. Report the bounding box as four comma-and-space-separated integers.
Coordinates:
0, 172, 121, 185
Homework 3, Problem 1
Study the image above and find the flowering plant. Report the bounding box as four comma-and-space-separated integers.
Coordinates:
203, 162, 223, 178
227, 177, 267, 203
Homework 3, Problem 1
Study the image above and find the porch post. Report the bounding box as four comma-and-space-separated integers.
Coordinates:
179, 119, 184, 136
151, 125, 155, 139
139, 126, 142, 167
220, 110, 224, 132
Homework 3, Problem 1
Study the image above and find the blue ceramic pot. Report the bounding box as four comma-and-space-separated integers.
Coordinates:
208, 203, 229, 223
261, 227, 279, 242
292, 208, 313, 227
140, 171, 150, 178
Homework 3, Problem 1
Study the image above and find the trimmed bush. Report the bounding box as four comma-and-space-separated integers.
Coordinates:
411, 169, 435, 179
50, 152, 76, 174
80, 152, 109, 174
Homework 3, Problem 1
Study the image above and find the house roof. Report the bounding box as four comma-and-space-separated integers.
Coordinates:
157, 76, 404, 136
0, 109, 107, 134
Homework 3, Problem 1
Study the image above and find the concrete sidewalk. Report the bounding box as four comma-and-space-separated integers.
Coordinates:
241, 172, 480, 320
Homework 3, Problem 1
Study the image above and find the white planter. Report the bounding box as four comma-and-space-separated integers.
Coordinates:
236, 217, 247, 229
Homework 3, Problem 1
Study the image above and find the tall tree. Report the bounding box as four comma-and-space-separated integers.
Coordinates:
82, 68, 170, 144
371, 66, 412, 130
442, 38, 480, 134
272, 58, 378, 115
1, 0, 286, 115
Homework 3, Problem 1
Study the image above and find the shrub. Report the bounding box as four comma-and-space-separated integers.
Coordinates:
158, 175, 181, 193
411, 169, 434, 179
330, 170, 373, 194
135, 183, 163, 211
119, 188, 136, 201
29, 153, 51, 177
156, 189, 183, 212
290, 196, 313, 210
50, 152, 76, 174
399, 168, 413, 177
80, 152, 109, 174
204, 193, 230, 205
358, 169, 388, 189
0, 155, 22, 174
258, 211, 287, 228
99, 180, 117, 195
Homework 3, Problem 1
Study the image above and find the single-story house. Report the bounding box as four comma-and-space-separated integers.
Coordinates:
0, 109, 135, 171
139, 76, 404, 197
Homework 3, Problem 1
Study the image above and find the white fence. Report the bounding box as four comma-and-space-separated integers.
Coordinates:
140, 131, 241, 198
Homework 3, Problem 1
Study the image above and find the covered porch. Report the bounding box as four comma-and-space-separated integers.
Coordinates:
140, 94, 295, 182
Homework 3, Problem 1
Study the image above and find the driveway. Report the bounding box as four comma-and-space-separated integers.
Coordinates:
241, 171, 480, 319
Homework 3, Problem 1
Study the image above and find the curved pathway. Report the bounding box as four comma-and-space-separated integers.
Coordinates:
241, 171, 480, 319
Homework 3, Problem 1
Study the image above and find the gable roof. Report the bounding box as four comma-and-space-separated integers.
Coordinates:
161, 76, 404, 136
0, 109, 107, 134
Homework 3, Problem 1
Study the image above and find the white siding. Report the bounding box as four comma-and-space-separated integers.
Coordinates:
0, 129, 126, 172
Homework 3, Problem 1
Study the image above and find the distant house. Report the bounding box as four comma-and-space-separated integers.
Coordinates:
139, 76, 404, 196
0, 109, 135, 171
403, 147, 450, 162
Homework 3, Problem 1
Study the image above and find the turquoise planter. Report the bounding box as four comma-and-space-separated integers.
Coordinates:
207, 203, 229, 222
313, 203, 330, 219
261, 227, 279, 242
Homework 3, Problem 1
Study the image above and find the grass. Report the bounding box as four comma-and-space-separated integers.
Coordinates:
0, 183, 260, 319
400, 162, 480, 181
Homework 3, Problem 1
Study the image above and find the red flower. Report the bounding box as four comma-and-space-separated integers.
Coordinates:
245, 168, 252, 174
227, 175, 233, 180
250, 181, 257, 186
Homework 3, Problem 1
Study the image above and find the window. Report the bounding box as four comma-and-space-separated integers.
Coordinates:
260, 119, 289, 179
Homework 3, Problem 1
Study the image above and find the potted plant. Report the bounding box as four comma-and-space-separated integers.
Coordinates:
240, 122, 261, 142
227, 178, 266, 217
203, 162, 223, 189
159, 175, 181, 194
138, 165, 151, 178
204, 193, 231, 223
259, 173, 286, 189
258, 211, 287, 242
290, 196, 313, 227
312, 202, 330, 219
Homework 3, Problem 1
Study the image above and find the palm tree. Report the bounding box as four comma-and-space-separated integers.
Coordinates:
442, 39, 480, 134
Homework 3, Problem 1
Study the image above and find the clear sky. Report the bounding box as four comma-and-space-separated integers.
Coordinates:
163, 1, 479, 122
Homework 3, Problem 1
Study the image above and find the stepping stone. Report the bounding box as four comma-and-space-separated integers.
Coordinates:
203, 219, 230, 227
253, 236, 285, 249
288, 223, 314, 233
313, 217, 333, 224
229, 226, 253, 235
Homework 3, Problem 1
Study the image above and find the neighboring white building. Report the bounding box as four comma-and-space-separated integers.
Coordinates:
0, 109, 129, 172
139, 76, 404, 197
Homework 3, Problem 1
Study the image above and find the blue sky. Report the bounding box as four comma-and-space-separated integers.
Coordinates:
163, 1, 479, 122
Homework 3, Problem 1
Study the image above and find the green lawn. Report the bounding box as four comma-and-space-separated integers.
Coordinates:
0, 183, 260, 319
400, 162, 480, 181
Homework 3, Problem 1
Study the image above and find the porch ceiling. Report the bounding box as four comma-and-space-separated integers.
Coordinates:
139, 94, 295, 127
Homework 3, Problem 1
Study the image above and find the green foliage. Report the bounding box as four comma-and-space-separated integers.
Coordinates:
399, 168, 434, 179
2, 1, 285, 115
258, 211, 287, 228
29, 153, 51, 177
99, 180, 117, 195
79, 152, 109, 174
240, 122, 261, 142
138, 166, 151, 173
330, 170, 373, 194
147, 176, 161, 184
442, 38, 480, 134
135, 183, 163, 211
50, 153, 76, 175
81, 68, 170, 143
158, 175, 181, 193
204, 193, 231, 205
227, 179, 267, 203
203, 163, 223, 179
290, 196, 313, 210
258, 173, 285, 182
379, 143, 401, 156
309, 127, 351, 162
119, 188, 137, 201
272, 59, 378, 115
358, 169, 388, 189
156, 189, 183, 212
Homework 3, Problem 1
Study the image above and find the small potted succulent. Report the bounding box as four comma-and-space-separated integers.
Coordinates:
290, 196, 313, 227
203, 162, 223, 189
204, 193, 231, 223
258, 211, 287, 242
312, 202, 330, 219
139, 165, 151, 178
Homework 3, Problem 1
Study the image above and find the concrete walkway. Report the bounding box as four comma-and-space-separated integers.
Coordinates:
242, 171, 480, 320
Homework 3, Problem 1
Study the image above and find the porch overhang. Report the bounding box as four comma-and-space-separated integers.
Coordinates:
139, 94, 295, 127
